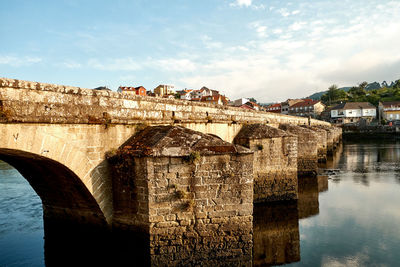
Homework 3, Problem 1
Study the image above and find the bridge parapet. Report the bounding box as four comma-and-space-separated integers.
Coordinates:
0, 77, 331, 128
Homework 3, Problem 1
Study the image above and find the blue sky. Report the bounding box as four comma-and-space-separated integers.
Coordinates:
1, 0, 400, 102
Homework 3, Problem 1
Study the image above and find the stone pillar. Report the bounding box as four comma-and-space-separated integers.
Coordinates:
318, 126, 342, 155
109, 126, 254, 266
234, 124, 298, 202
279, 124, 319, 177
301, 125, 328, 163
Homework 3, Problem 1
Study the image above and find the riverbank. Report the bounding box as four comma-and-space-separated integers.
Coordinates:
342, 125, 400, 140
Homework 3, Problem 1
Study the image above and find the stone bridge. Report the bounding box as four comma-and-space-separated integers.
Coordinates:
0, 78, 341, 264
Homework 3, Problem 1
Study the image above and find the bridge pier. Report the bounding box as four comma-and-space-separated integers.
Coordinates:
301, 125, 328, 163
108, 126, 254, 266
233, 124, 298, 202
278, 124, 319, 177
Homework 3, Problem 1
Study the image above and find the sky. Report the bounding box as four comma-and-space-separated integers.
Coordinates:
1, 0, 400, 102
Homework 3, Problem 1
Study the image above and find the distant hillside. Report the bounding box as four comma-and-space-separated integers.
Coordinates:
308, 87, 350, 100
307, 80, 396, 100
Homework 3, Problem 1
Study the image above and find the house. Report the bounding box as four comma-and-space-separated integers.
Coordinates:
118, 86, 147, 96
239, 101, 262, 111
232, 98, 250, 107
176, 89, 193, 100
266, 103, 281, 113
200, 95, 229, 105
330, 102, 376, 124
281, 99, 305, 114
154, 85, 174, 97
179, 87, 227, 105
378, 101, 400, 122
288, 99, 325, 118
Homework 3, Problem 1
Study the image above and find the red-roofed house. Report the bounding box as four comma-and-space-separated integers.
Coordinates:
288, 99, 325, 118
239, 101, 263, 111
266, 103, 281, 113
118, 86, 147, 96
200, 95, 228, 105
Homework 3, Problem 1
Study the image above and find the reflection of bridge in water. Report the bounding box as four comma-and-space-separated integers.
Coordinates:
254, 174, 329, 266
0, 78, 341, 265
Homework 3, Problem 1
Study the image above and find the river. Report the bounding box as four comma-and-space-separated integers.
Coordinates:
1, 140, 400, 266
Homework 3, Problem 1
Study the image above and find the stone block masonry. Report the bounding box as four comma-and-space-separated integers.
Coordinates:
234, 124, 298, 202
279, 124, 319, 177
0, 77, 331, 142
108, 126, 254, 266
301, 125, 328, 163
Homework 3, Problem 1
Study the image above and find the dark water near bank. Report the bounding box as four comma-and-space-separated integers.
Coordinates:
1, 140, 400, 266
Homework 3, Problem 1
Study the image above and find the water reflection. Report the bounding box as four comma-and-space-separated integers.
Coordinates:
297, 177, 319, 219
253, 201, 300, 266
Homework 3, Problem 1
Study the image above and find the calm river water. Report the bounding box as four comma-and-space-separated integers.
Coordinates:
1, 140, 400, 266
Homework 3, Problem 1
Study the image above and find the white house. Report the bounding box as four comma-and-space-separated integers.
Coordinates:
330, 102, 376, 124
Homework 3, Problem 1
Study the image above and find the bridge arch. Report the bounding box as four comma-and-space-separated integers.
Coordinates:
0, 148, 107, 226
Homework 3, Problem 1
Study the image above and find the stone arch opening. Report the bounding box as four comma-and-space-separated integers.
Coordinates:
0, 148, 107, 227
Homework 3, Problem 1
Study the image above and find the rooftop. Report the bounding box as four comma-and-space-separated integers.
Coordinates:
331, 102, 375, 110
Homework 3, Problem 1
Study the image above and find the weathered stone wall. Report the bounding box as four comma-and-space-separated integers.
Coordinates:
301, 125, 328, 162
234, 124, 298, 202
253, 201, 300, 266
111, 154, 254, 266
279, 124, 319, 177
320, 126, 335, 155
248, 137, 298, 202
148, 154, 253, 266
109, 126, 254, 265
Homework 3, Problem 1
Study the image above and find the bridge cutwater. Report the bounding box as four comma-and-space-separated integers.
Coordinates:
0, 78, 341, 265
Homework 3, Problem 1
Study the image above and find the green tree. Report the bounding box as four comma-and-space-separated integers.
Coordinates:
321, 84, 347, 105
248, 97, 257, 103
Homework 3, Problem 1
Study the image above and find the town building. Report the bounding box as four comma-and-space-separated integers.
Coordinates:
200, 95, 228, 105
178, 86, 228, 105
176, 89, 193, 100
378, 101, 400, 122
281, 99, 304, 114
239, 101, 263, 111
118, 86, 147, 96
288, 99, 325, 118
330, 102, 376, 124
154, 84, 174, 97
232, 98, 250, 107
266, 103, 281, 113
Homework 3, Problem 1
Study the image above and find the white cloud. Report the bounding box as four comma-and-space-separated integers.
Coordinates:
61, 61, 82, 69
175, 2, 400, 102
278, 8, 290, 17
0, 55, 42, 67
230, 0, 252, 7
250, 22, 268, 38
289, 21, 306, 31
152, 58, 197, 72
